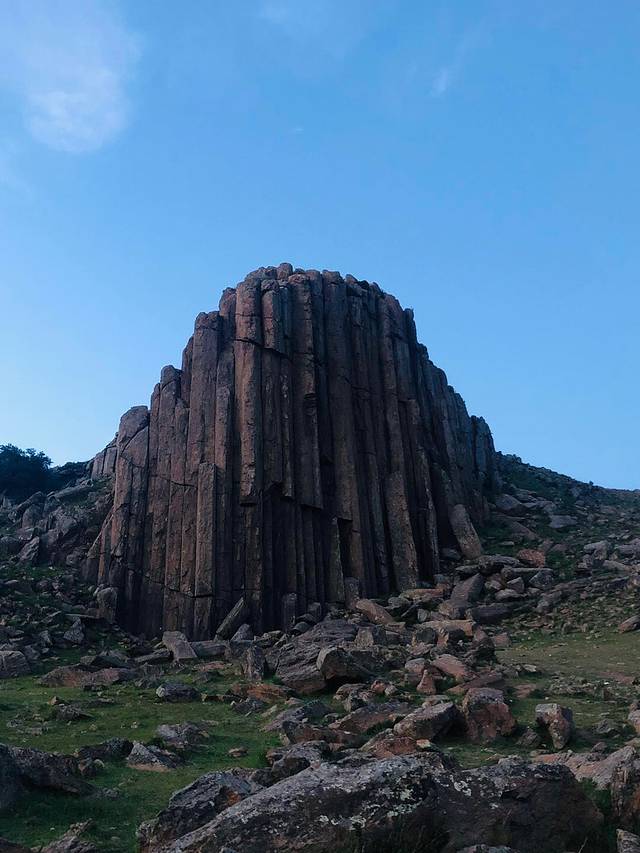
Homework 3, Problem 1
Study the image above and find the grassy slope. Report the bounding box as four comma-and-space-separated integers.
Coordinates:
0, 656, 279, 852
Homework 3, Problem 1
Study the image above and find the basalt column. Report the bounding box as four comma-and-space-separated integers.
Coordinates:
89, 264, 498, 637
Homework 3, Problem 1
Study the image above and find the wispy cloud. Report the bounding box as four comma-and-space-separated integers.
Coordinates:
0, 1, 140, 154
429, 30, 478, 98
258, 0, 386, 60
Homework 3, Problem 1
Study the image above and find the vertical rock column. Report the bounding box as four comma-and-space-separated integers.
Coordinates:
89, 265, 497, 638
99, 405, 149, 631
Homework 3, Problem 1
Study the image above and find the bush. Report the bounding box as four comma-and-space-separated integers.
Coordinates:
0, 444, 52, 501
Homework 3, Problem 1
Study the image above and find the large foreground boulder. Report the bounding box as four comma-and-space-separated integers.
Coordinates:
151, 752, 602, 853
8, 746, 94, 796
0, 745, 22, 812
137, 770, 262, 852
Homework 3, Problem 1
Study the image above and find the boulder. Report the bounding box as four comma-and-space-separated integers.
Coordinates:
619, 615, 640, 634
215, 599, 249, 641
155, 682, 201, 703
462, 688, 517, 743
62, 619, 85, 645
611, 748, 640, 830
535, 703, 574, 750
8, 746, 93, 795
156, 723, 209, 751
270, 620, 357, 695
529, 570, 555, 590
17, 536, 40, 565
450, 504, 483, 560
468, 603, 514, 625
516, 549, 546, 568
549, 515, 577, 530
162, 631, 197, 662
442, 574, 485, 618
95, 586, 117, 623
126, 742, 181, 772
263, 701, 332, 733
316, 646, 373, 684
0, 837, 31, 852
0, 745, 22, 813
41, 821, 98, 853
537, 746, 638, 791
618, 830, 640, 853
242, 645, 266, 681
0, 651, 29, 679
360, 730, 423, 758
332, 701, 410, 736
191, 641, 227, 659
495, 494, 525, 515
353, 599, 395, 625
257, 742, 330, 785
392, 701, 461, 741
137, 770, 262, 852
76, 739, 133, 763
152, 753, 601, 853
431, 654, 474, 683
40, 665, 133, 689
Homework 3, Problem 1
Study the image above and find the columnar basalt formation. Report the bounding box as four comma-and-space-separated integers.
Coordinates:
86, 264, 498, 637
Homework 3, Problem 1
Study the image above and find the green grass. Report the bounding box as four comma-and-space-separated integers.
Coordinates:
500, 624, 640, 679
0, 659, 281, 852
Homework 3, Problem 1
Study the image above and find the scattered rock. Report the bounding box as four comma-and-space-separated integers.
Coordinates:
619, 615, 640, 634
8, 745, 94, 795
137, 770, 261, 853
162, 631, 197, 662
535, 704, 575, 750
393, 701, 461, 741
126, 742, 181, 772
462, 688, 517, 743
41, 821, 98, 853
155, 682, 200, 703
618, 829, 640, 853
0, 651, 29, 679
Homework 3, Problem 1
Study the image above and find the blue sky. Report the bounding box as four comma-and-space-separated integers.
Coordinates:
0, 1, 638, 489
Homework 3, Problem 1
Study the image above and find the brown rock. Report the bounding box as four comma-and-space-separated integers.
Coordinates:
619, 615, 640, 634
137, 770, 261, 852
162, 631, 197, 662
535, 703, 574, 750
431, 654, 474, 683
392, 701, 461, 740
517, 548, 546, 568
41, 821, 97, 853
332, 701, 409, 736
353, 598, 395, 625
462, 688, 517, 743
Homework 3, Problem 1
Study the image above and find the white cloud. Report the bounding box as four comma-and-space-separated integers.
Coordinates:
0, 1, 140, 153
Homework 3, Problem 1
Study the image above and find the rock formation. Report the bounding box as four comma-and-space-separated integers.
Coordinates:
85, 264, 498, 637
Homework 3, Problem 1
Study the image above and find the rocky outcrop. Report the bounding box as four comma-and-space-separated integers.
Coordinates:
87, 265, 497, 637
150, 752, 602, 853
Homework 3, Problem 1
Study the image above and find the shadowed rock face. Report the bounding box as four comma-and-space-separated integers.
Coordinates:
85, 264, 497, 637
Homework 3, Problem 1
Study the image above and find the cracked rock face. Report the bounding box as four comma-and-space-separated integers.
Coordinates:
148, 753, 602, 853
86, 265, 497, 637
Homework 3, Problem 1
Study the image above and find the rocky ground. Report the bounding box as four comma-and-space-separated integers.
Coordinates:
0, 456, 639, 852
